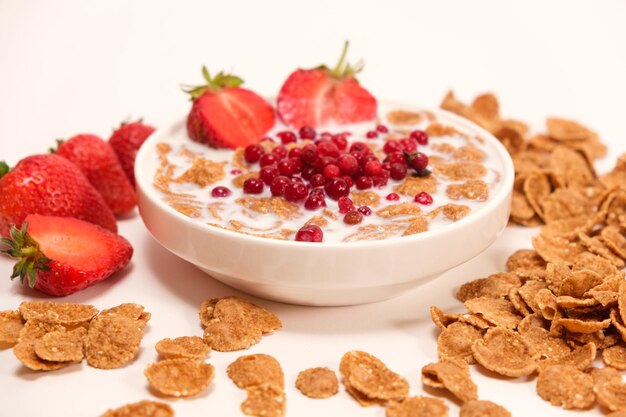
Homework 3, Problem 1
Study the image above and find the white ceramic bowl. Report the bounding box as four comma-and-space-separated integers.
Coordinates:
135, 104, 514, 306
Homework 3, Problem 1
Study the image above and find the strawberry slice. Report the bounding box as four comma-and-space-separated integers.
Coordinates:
1, 214, 133, 296
277, 42, 377, 128
184, 68, 275, 149
55, 134, 137, 213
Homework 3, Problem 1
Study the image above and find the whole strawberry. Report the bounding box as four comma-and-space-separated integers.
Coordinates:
1, 214, 132, 296
109, 121, 155, 186
185, 67, 275, 149
277, 42, 377, 128
55, 134, 137, 213
0, 154, 117, 236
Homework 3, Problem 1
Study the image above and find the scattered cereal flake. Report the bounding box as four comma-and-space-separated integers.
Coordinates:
520, 326, 570, 361
548, 146, 595, 188
464, 297, 522, 330
546, 117, 593, 141
295, 367, 338, 399
402, 217, 429, 236
421, 358, 478, 403
541, 188, 593, 224
510, 190, 535, 221
517, 280, 548, 314
101, 303, 145, 320
452, 145, 485, 162
145, 358, 214, 397
304, 215, 328, 228
522, 172, 551, 220
377, 203, 422, 218
595, 381, 626, 411
13, 343, 68, 371
99, 400, 174, 417
203, 296, 281, 352
241, 383, 286, 417
539, 342, 596, 371
441, 203, 470, 221
199, 298, 219, 327
459, 400, 511, 417
601, 225, 626, 259
456, 272, 521, 302
579, 232, 625, 267
350, 191, 381, 208
34, 327, 86, 362
446, 180, 489, 201
85, 315, 143, 369
233, 171, 259, 188
270, 198, 300, 220
173, 157, 225, 187
560, 269, 603, 298
471, 327, 536, 377
575, 251, 619, 276
607, 412, 626, 417
509, 288, 533, 316
387, 110, 424, 125
430, 307, 460, 330
534, 289, 559, 320
426, 123, 461, 137
542, 216, 596, 241
227, 354, 284, 389
536, 364, 595, 409
0, 310, 24, 347
556, 295, 598, 309
532, 234, 586, 265
434, 162, 486, 181
590, 366, 622, 388
437, 322, 482, 364
603, 345, 626, 370
506, 249, 546, 272
393, 176, 438, 196
19, 301, 98, 325
340, 350, 409, 404
155, 336, 211, 360
386, 396, 449, 417
558, 317, 611, 334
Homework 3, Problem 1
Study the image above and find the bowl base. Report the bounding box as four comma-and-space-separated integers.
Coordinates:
197, 266, 437, 306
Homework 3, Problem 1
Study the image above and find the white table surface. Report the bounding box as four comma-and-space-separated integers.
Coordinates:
1, 1, 625, 416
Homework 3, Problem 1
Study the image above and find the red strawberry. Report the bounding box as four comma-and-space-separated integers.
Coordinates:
55, 134, 137, 213
184, 67, 275, 149
0, 154, 117, 236
277, 42, 377, 128
1, 214, 132, 296
109, 121, 155, 186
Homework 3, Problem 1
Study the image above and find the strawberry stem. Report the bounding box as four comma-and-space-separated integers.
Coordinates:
48, 139, 64, 154
1, 222, 51, 288
0, 161, 9, 179
327, 41, 364, 79
182, 67, 245, 101
333, 41, 350, 76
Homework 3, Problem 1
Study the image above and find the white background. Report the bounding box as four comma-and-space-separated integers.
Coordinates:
1, 1, 625, 416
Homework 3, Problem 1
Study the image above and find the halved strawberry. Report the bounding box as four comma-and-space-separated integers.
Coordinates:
277, 42, 377, 128
184, 68, 275, 149
1, 214, 133, 296
55, 134, 137, 213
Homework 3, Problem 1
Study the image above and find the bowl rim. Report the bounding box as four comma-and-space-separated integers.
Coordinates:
135, 102, 515, 250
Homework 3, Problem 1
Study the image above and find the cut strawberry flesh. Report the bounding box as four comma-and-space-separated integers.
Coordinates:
193, 88, 275, 148
27, 214, 129, 272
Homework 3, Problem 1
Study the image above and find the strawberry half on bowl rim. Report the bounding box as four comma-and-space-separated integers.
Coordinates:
135, 102, 514, 306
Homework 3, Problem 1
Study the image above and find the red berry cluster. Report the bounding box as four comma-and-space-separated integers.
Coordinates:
213, 125, 432, 242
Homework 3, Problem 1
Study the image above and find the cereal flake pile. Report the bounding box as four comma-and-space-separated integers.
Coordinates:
431, 91, 626, 414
